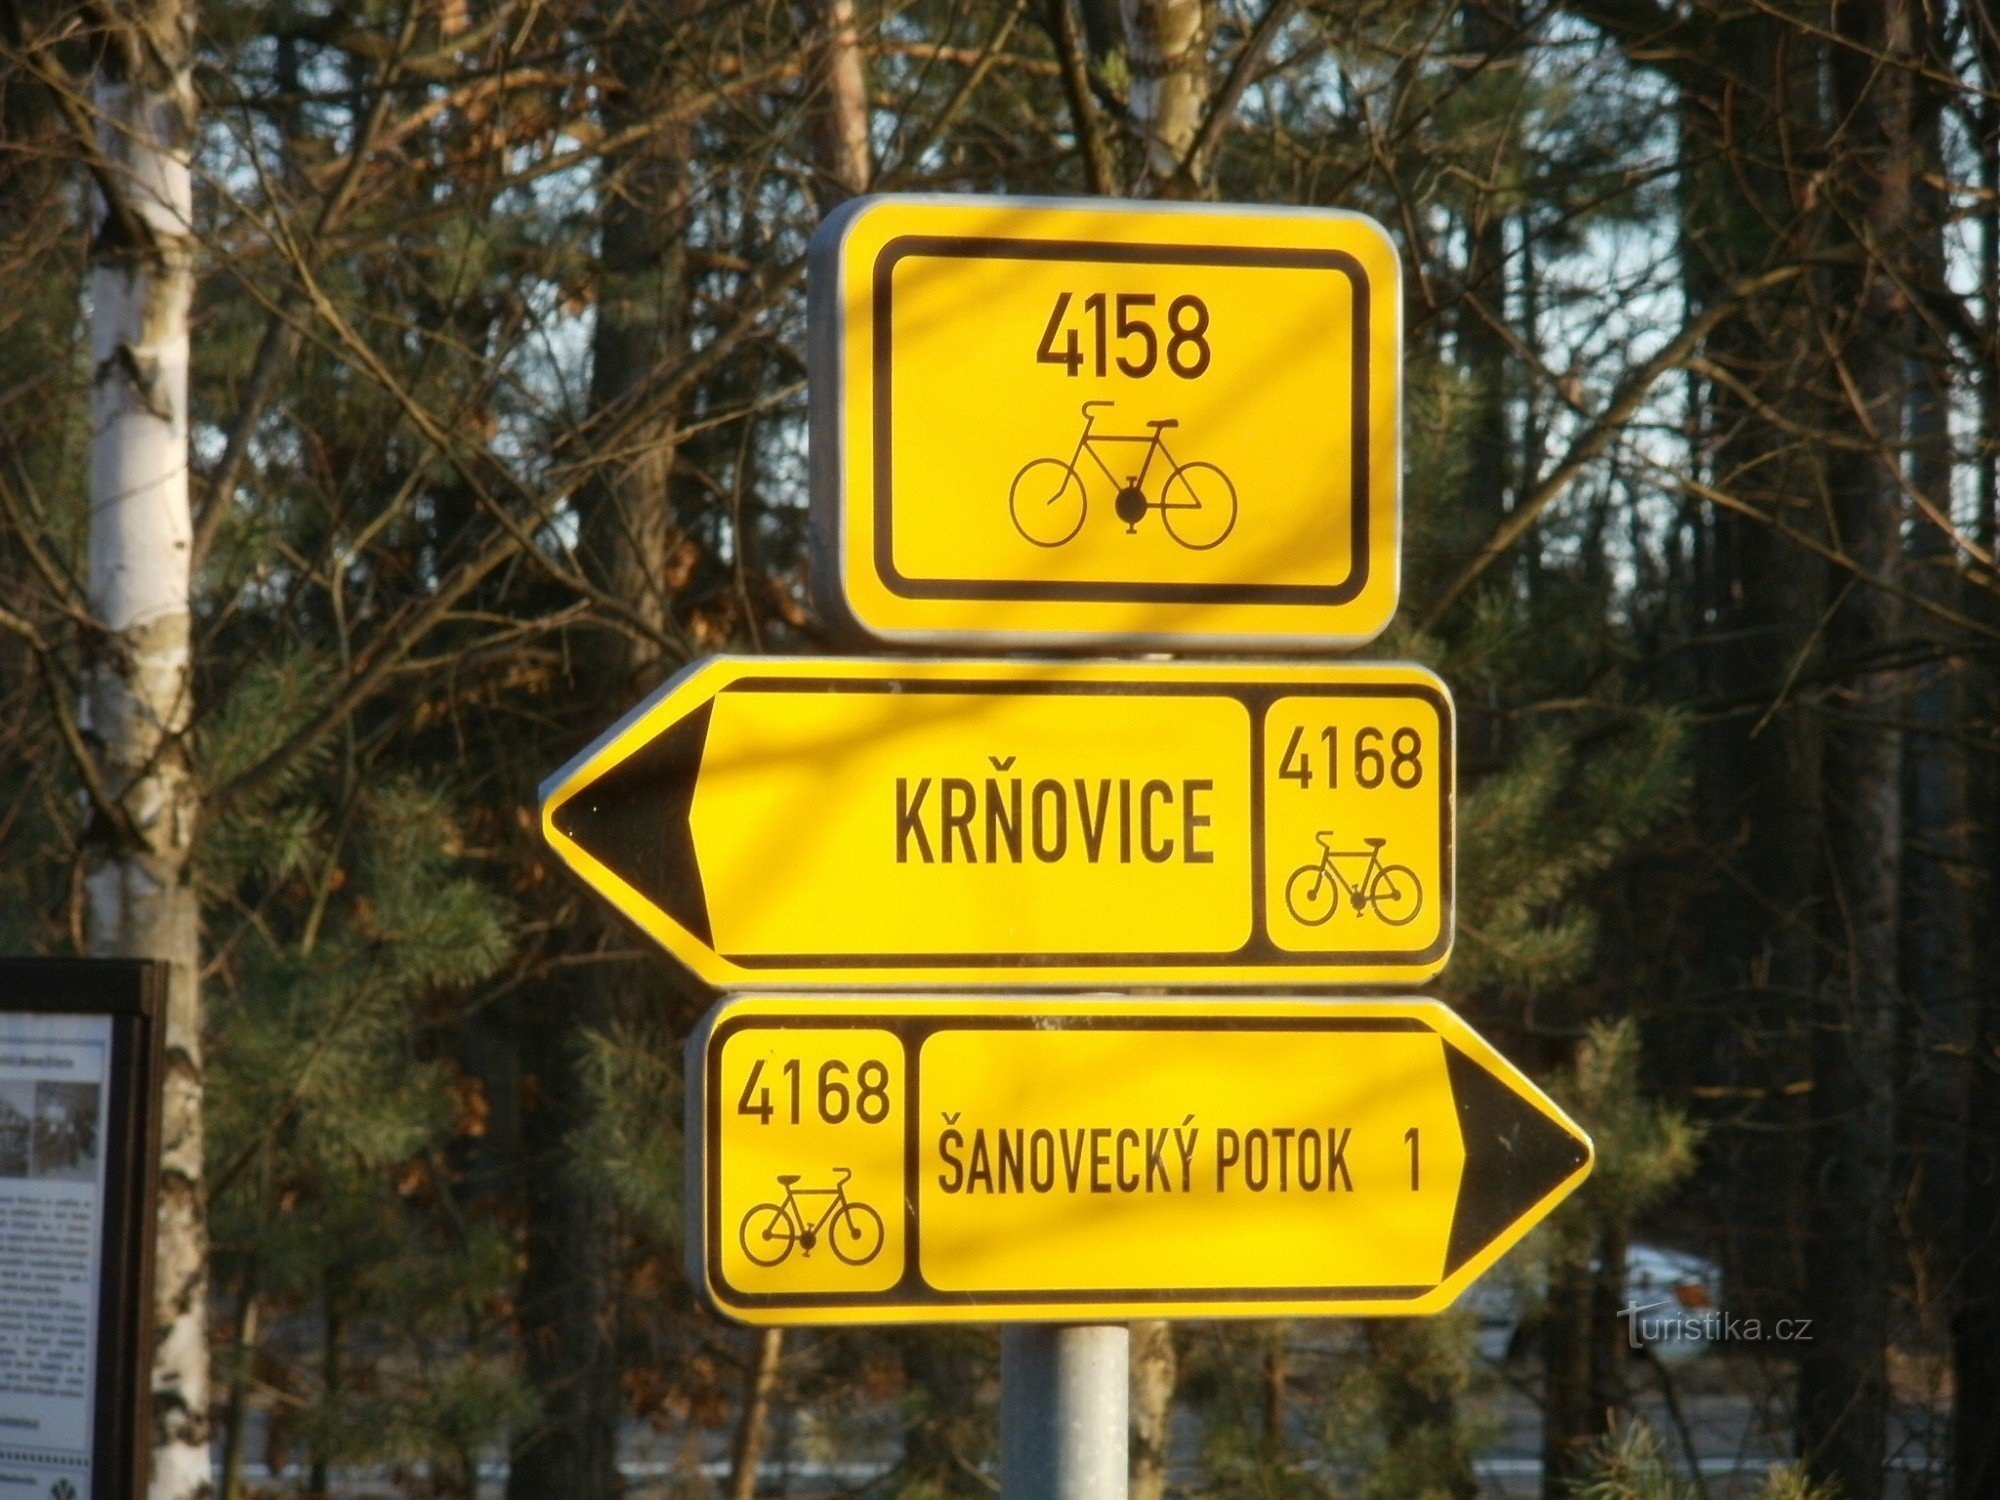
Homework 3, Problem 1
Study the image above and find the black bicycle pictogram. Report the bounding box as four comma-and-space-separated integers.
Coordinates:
1284, 834, 1424, 928
739, 1167, 886, 1268
1009, 400, 1238, 550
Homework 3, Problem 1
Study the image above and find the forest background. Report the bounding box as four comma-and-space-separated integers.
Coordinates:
0, 0, 1995, 1497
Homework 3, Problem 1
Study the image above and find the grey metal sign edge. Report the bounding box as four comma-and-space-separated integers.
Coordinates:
683, 1000, 719, 1319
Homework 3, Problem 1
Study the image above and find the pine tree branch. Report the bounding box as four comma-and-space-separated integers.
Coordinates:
1557, 0, 1705, 87
0, 458, 91, 623
206, 242, 805, 821
883, 0, 1031, 183
1421, 265, 1806, 629
204, 958, 388, 1203
1659, 466, 2000, 647
191, 1, 424, 573
0, 604, 143, 851
0, 30, 156, 254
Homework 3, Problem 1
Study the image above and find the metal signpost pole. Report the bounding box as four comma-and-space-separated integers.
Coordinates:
1001, 1324, 1129, 1500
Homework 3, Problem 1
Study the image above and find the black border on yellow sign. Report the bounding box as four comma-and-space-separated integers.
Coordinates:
870, 236, 1373, 605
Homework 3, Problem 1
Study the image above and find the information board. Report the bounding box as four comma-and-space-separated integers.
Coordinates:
0, 959, 163, 1500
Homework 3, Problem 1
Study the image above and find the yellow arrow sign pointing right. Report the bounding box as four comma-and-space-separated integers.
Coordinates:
687, 997, 1592, 1325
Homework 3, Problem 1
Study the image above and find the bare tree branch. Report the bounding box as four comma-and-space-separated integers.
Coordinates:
1422, 266, 1807, 628
1043, 0, 1117, 194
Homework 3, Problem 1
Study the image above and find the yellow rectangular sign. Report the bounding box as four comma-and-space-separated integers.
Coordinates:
687, 997, 1593, 1325
539, 657, 1453, 988
808, 196, 1403, 649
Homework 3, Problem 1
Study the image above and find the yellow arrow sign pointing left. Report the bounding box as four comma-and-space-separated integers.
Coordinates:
539, 657, 1454, 989
686, 996, 1593, 1325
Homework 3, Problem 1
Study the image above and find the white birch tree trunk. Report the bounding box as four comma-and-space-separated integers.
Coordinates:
1119, 0, 1209, 196
82, 6, 208, 1497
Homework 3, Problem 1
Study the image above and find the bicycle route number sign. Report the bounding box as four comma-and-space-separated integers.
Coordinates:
538, 656, 1455, 990
685, 996, 1593, 1324
807, 195, 1404, 650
